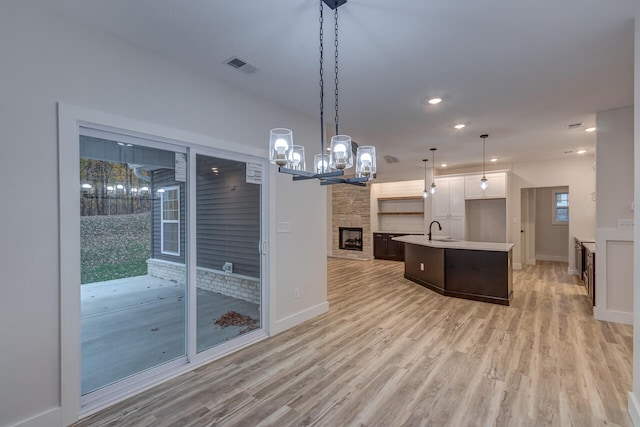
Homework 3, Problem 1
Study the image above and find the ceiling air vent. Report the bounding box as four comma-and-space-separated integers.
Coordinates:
383, 155, 400, 164
224, 56, 260, 75
567, 122, 584, 130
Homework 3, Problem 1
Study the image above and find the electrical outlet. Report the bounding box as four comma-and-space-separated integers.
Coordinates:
294, 288, 300, 298
420, 263, 424, 271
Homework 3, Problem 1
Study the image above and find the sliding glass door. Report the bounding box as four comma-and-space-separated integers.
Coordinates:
79, 135, 188, 395
194, 154, 262, 353
76, 128, 266, 406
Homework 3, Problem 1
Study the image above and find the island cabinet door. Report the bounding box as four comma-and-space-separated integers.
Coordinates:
445, 248, 511, 304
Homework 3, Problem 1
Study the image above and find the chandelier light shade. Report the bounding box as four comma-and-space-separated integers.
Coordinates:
330, 135, 353, 170
355, 146, 376, 178
289, 145, 306, 171
314, 153, 330, 174
268, 0, 374, 186
480, 134, 489, 190
422, 158, 429, 199
269, 128, 293, 167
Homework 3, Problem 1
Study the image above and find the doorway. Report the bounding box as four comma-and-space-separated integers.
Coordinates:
520, 186, 570, 266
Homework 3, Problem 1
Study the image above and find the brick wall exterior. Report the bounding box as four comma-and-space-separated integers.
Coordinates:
147, 258, 260, 304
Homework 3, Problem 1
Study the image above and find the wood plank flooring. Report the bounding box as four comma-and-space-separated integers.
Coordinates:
75, 259, 633, 426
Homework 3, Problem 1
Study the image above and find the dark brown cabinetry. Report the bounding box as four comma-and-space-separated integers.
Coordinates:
583, 243, 596, 307
373, 233, 408, 261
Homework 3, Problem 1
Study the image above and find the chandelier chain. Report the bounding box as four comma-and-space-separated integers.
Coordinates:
319, 0, 325, 170
334, 5, 339, 135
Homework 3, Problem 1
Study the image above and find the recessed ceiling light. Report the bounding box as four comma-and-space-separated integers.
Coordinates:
453, 123, 466, 130
577, 149, 587, 154
440, 163, 448, 168
428, 98, 442, 105
585, 127, 596, 132
490, 158, 498, 162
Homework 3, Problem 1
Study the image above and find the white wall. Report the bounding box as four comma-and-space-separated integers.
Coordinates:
0, 2, 327, 426
594, 106, 634, 325
535, 186, 569, 261
597, 107, 635, 227
509, 156, 596, 271
629, 6, 640, 425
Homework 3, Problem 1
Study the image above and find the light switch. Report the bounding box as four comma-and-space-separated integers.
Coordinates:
277, 221, 291, 233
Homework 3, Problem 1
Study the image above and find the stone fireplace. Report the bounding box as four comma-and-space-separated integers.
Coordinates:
330, 184, 371, 260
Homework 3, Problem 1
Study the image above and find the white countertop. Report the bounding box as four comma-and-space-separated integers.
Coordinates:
575, 236, 596, 244
582, 242, 596, 253
392, 234, 514, 252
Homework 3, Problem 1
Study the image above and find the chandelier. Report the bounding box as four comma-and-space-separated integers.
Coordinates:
268, 0, 376, 186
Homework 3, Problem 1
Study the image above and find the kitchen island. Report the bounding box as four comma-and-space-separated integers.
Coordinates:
392, 235, 514, 306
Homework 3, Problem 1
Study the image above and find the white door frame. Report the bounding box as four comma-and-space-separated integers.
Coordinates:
58, 103, 270, 424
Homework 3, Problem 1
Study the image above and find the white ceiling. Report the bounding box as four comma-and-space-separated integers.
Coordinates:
31, 0, 636, 177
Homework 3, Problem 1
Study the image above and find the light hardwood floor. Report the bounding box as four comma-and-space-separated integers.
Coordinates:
75, 259, 633, 426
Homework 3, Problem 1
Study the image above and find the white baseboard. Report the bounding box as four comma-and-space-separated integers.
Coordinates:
271, 301, 329, 335
11, 407, 61, 427
536, 255, 569, 262
629, 392, 640, 426
513, 262, 522, 270
527, 258, 536, 265
594, 306, 633, 325
567, 268, 578, 275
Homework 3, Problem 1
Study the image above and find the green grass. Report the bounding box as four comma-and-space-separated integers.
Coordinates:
81, 212, 151, 284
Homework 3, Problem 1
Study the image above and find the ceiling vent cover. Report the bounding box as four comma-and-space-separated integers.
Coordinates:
383, 155, 400, 164
224, 56, 260, 75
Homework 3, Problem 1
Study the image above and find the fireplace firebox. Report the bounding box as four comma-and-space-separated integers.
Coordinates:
339, 227, 363, 251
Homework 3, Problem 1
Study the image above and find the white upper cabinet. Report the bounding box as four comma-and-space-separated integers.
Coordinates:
465, 172, 507, 199
433, 176, 465, 218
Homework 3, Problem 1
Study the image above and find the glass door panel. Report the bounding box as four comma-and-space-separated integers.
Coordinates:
195, 154, 262, 353
79, 135, 187, 395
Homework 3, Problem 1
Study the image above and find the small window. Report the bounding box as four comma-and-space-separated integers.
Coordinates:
553, 190, 569, 224
161, 186, 180, 255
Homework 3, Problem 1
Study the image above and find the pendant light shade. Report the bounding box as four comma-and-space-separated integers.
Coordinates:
480, 134, 489, 190
430, 148, 437, 195
355, 146, 376, 178
269, 128, 293, 167
330, 135, 353, 170
422, 158, 429, 199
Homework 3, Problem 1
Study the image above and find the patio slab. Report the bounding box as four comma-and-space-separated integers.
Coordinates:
81, 275, 260, 395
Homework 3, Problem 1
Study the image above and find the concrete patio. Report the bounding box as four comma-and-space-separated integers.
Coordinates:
81, 275, 260, 395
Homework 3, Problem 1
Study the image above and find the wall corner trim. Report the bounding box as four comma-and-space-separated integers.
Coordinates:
11, 407, 61, 427
628, 392, 640, 426
271, 301, 329, 335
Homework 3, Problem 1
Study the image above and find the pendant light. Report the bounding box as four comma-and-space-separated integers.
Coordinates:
268, 0, 375, 186
480, 134, 489, 190
429, 148, 437, 194
422, 158, 429, 199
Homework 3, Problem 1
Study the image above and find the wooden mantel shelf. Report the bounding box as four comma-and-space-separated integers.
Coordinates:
378, 196, 424, 201
378, 211, 423, 215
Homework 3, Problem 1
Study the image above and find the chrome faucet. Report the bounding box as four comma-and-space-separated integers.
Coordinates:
428, 220, 442, 241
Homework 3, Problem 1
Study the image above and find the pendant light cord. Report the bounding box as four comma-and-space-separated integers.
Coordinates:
334, 5, 340, 135
483, 137, 486, 178
319, 0, 325, 172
